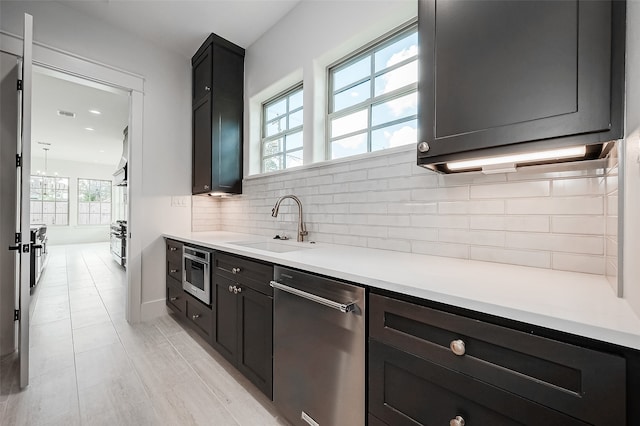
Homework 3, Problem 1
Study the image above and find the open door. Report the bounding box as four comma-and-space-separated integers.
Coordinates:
8, 13, 34, 388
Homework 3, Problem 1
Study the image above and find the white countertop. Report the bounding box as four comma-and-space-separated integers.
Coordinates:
164, 231, 640, 350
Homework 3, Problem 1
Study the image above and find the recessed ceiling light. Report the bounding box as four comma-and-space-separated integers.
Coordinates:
85, 127, 95, 131
89, 109, 101, 115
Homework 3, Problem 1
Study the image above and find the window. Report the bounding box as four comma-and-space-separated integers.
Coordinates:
30, 176, 69, 226
328, 24, 418, 160
78, 179, 112, 225
261, 85, 303, 172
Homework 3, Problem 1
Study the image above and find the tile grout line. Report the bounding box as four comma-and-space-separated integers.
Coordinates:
66, 246, 85, 425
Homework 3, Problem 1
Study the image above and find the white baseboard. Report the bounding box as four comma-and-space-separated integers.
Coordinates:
140, 298, 168, 322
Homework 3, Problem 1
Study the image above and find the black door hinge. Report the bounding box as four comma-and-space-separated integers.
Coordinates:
14, 310, 20, 321
17, 79, 22, 91
16, 154, 21, 167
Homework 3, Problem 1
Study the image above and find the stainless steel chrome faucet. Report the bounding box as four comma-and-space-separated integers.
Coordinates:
271, 195, 308, 242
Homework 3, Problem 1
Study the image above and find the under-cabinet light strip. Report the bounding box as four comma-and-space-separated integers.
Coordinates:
446, 145, 587, 171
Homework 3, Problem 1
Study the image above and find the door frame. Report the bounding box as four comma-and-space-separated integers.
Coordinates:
1, 30, 145, 323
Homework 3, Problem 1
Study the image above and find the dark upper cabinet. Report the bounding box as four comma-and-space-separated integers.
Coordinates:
192, 34, 244, 194
417, 0, 626, 172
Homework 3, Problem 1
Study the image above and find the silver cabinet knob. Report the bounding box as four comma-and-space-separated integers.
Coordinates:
204, 185, 209, 190
232, 267, 241, 274
450, 416, 465, 426
169, 247, 177, 251
228, 285, 234, 293
204, 85, 211, 92
170, 269, 178, 273
450, 339, 466, 356
233, 286, 242, 294
169, 296, 179, 301
418, 141, 430, 153
192, 314, 201, 320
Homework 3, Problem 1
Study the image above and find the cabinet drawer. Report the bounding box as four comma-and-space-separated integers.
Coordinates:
186, 294, 213, 341
166, 239, 183, 264
166, 279, 186, 315
369, 340, 588, 426
167, 259, 182, 282
369, 294, 626, 425
214, 252, 273, 295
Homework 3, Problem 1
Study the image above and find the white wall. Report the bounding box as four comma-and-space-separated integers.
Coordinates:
30, 157, 116, 245
624, 0, 640, 316
0, 1, 192, 319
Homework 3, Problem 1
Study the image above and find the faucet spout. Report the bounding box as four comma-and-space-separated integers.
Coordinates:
271, 195, 308, 242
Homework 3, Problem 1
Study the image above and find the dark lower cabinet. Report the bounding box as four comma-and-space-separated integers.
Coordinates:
212, 253, 274, 399
369, 292, 626, 426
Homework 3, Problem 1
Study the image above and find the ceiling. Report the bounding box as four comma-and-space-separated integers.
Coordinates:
31, 69, 129, 167
58, 0, 302, 56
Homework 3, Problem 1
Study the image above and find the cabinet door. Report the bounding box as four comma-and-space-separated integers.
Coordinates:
369, 340, 588, 426
212, 275, 237, 364
192, 45, 212, 105
419, 0, 619, 164
192, 97, 212, 194
236, 286, 273, 399
211, 94, 242, 194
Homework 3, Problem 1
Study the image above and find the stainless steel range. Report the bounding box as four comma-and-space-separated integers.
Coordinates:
110, 220, 127, 268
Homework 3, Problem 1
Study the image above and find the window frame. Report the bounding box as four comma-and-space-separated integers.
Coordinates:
327, 22, 418, 160
29, 175, 70, 226
77, 178, 112, 226
261, 83, 304, 173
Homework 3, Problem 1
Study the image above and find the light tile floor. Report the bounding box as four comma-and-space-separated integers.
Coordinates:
0, 243, 290, 426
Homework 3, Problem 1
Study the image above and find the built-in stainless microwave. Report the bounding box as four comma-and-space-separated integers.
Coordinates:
182, 246, 211, 305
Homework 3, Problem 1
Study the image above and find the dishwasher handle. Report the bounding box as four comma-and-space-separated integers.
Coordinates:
270, 280, 357, 313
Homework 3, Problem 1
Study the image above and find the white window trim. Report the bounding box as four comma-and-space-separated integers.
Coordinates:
326, 22, 418, 160
77, 178, 112, 226
261, 83, 304, 173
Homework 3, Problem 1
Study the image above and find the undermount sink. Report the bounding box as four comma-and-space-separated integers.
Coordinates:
230, 240, 313, 253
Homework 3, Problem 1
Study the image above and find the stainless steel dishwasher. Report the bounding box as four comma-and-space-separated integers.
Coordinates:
271, 266, 365, 426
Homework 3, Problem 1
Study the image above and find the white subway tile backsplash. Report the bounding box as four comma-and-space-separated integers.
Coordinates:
470, 247, 551, 269
367, 238, 411, 253
438, 201, 468, 215
506, 233, 603, 255
504, 216, 550, 233
411, 241, 469, 259
468, 200, 505, 215
550, 216, 605, 235
506, 196, 603, 215
411, 186, 469, 202
551, 178, 602, 196
198, 148, 616, 277
552, 253, 605, 275
470, 181, 550, 199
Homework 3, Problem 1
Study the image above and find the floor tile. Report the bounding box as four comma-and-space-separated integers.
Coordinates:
3, 366, 79, 426
70, 306, 112, 330
78, 371, 150, 422
72, 321, 120, 353
75, 342, 134, 391
80, 400, 159, 426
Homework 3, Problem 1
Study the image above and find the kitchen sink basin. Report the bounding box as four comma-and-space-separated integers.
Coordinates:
230, 240, 313, 253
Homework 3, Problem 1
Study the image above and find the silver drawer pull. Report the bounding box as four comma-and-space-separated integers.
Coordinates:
170, 269, 178, 273
228, 285, 234, 293
233, 286, 242, 294
232, 267, 241, 274
450, 339, 466, 356
204, 85, 211, 92
170, 296, 179, 301
169, 247, 177, 251
450, 416, 465, 426
192, 314, 201, 320
270, 281, 356, 313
